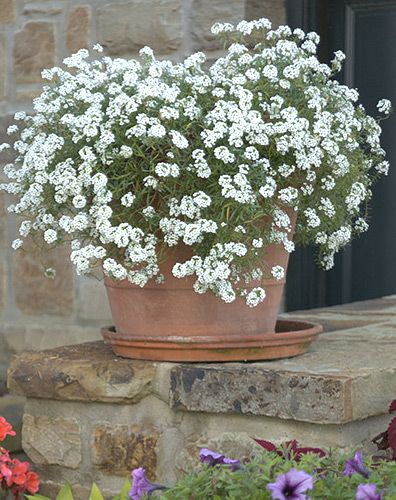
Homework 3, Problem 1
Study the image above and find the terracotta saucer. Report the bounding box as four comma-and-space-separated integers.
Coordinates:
101, 319, 323, 362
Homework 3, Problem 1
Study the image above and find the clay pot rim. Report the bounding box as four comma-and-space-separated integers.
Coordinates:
104, 275, 286, 289
101, 319, 322, 347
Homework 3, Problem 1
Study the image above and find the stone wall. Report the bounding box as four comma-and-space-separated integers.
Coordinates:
0, 0, 287, 396
7, 297, 396, 498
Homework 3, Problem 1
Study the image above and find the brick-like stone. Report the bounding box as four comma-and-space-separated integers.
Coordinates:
245, 0, 286, 27
0, 33, 6, 100
93, 424, 158, 477
77, 279, 112, 323
22, 6, 62, 16
14, 22, 55, 84
22, 414, 82, 468
170, 364, 350, 423
97, 1, 182, 56
0, 261, 5, 316
0, 0, 16, 24
14, 242, 74, 316
66, 5, 91, 55
191, 0, 244, 51
1, 323, 99, 353
7, 341, 157, 403
16, 88, 42, 103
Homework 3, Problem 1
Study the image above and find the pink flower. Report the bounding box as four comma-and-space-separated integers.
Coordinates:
0, 417, 16, 442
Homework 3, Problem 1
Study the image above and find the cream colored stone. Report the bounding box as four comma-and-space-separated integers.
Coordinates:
22, 413, 82, 468
14, 242, 74, 316
14, 22, 55, 83
0, 0, 16, 24
15, 88, 42, 103
0, 261, 5, 317
97, 0, 182, 55
191, 0, 244, 50
66, 5, 91, 54
77, 279, 112, 323
245, 0, 286, 27
0, 34, 6, 100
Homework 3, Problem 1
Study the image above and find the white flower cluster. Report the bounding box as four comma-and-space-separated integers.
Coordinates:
0, 19, 390, 306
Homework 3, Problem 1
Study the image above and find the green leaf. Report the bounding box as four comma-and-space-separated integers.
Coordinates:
55, 483, 74, 500
89, 483, 105, 500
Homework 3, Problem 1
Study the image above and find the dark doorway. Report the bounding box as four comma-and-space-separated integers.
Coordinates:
286, 0, 396, 310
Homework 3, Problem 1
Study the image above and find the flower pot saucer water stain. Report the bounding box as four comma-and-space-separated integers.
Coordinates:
102, 241, 323, 362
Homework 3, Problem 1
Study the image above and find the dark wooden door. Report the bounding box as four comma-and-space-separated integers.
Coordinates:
286, 0, 396, 310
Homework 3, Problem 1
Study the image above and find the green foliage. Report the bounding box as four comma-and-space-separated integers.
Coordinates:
159, 451, 396, 499
27, 480, 131, 500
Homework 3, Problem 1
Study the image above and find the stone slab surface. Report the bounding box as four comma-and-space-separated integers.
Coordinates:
8, 342, 157, 403
7, 296, 396, 424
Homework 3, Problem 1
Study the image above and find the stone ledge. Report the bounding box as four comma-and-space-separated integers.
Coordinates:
7, 296, 396, 425
8, 342, 158, 404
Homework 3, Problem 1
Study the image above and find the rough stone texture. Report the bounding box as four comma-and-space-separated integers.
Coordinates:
191, 0, 245, 51
170, 365, 350, 423
93, 424, 159, 477
0, 0, 16, 24
8, 342, 158, 403
22, 413, 82, 468
9, 302, 396, 424
8, 301, 396, 494
14, 21, 55, 83
66, 5, 91, 55
15, 88, 42, 103
14, 243, 74, 316
22, 6, 63, 16
245, 0, 286, 27
77, 279, 112, 323
0, 260, 5, 316
97, 0, 182, 56
0, 322, 100, 354
0, 34, 6, 101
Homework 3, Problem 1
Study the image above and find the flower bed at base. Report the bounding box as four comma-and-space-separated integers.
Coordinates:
2, 398, 396, 499
0, 417, 39, 499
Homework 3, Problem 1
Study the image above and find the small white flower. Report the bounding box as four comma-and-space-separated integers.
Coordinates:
44, 229, 58, 244
44, 267, 56, 279
377, 99, 392, 115
121, 192, 136, 207
73, 195, 86, 209
11, 238, 23, 250
246, 287, 266, 307
271, 265, 285, 280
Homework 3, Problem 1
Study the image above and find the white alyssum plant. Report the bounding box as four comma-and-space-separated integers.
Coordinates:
0, 19, 391, 307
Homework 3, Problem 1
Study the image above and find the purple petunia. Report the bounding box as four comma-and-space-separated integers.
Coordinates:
199, 448, 241, 470
128, 467, 165, 500
343, 451, 369, 478
267, 468, 314, 500
356, 484, 383, 500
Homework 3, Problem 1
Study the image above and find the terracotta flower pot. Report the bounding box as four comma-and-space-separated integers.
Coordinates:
102, 211, 322, 361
